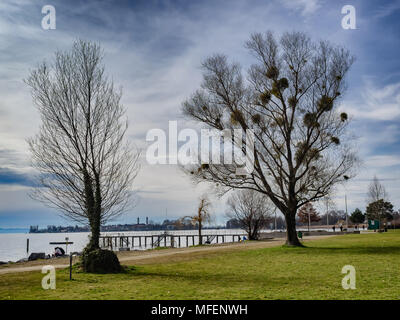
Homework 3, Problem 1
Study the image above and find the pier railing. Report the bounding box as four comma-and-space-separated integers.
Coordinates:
99, 232, 246, 251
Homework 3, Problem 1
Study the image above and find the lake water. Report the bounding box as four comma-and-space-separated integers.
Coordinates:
0, 229, 248, 262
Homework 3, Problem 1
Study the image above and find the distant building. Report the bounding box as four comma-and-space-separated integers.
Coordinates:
226, 218, 242, 229
29, 217, 206, 233
29, 225, 39, 233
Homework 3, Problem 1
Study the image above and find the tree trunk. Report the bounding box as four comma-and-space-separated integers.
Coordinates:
88, 215, 100, 250
248, 226, 257, 240
198, 221, 202, 245
285, 210, 303, 246
83, 170, 101, 252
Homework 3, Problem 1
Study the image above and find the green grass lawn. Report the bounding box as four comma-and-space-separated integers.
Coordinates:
1, 231, 399, 300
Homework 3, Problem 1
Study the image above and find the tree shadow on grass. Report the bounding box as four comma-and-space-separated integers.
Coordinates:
293, 245, 400, 256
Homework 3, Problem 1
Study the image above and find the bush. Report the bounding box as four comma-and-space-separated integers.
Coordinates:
81, 248, 122, 273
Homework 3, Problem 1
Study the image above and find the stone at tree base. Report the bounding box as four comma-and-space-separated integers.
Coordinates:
81, 248, 122, 273
28, 252, 46, 261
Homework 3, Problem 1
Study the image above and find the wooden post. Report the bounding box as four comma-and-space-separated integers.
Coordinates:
151, 236, 154, 248
178, 236, 181, 248
26, 238, 29, 255
192, 236, 195, 246
139, 236, 142, 247
69, 254, 73, 280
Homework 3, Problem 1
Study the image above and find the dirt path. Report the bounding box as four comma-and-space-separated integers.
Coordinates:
0, 235, 333, 275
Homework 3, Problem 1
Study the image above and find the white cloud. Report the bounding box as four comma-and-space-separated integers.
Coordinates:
281, 0, 321, 16
341, 80, 400, 121
374, 0, 400, 19
365, 155, 400, 168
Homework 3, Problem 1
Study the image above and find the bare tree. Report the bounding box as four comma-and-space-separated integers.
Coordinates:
318, 194, 336, 226
367, 175, 387, 203
367, 176, 389, 230
297, 202, 321, 231
181, 31, 358, 246
26, 40, 140, 254
180, 196, 212, 245
226, 190, 273, 240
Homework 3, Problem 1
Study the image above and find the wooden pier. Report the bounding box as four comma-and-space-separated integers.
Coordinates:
99, 233, 246, 250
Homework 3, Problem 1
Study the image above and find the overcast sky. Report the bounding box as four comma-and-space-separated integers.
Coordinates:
0, 0, 399, 228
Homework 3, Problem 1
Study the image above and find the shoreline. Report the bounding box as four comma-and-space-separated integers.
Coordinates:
0, 235, 335, 275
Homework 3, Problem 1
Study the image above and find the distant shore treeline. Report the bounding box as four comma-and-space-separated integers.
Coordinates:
29, 218, 228, 234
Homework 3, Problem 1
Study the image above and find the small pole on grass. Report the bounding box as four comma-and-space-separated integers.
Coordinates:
69, 254, 73, 280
